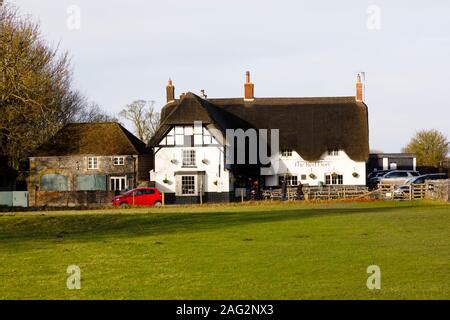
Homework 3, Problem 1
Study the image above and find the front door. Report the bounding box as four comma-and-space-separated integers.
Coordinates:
110, 176, 127, 191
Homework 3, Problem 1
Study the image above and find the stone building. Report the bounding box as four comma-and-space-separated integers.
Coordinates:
28, 122, 150, 206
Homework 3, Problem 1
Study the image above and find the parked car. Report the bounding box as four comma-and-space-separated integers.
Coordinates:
393, 173, 448, 198
367, 170, 393, 180
112, 187, 162, 207
369, 170, 420, 188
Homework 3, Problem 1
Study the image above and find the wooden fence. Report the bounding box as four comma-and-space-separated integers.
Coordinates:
262, 186, 369, 201
260, 181, 449, 202
376, 183, 428, 200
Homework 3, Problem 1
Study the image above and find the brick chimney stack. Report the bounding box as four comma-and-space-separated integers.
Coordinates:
166, 78, 175, 103
356, 73, 363, 102
244, 71, 254, 101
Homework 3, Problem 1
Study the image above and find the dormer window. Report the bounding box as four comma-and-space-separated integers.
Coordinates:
328, 149, 339, 156
282, 149, 292, 157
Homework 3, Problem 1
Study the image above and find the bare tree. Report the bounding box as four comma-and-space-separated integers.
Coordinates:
76, 102, 117, 123
0, 4, 113, 168
403, 129, 449, 167
0, 5, 89, 168
119, 100, 160, 143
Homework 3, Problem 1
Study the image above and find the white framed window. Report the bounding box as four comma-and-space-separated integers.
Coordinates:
110, 176, 127, 191
328, 149, 339, 156
278, 175, 298, 186
88, 157, 99, 170
113, 156, 125, 165
282, 149, 292, 157
182, 149, 196, 167
325, 173, 343, 185
181, 176, 196, 195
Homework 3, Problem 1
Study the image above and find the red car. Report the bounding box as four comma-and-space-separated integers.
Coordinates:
112, 187, 162, 207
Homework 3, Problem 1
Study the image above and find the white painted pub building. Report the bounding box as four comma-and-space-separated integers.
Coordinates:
149, 73, 369, 203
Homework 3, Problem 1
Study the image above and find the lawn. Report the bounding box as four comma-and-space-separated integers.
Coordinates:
0, 200, 449, 299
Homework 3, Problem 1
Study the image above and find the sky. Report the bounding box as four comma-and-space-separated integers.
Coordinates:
8, 0, 450, 152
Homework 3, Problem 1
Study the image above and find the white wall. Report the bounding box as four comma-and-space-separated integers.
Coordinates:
264, 150, 366, 186
151, 145, 230, 194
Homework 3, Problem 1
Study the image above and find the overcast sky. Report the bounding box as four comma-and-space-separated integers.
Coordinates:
9, 0, 450, 152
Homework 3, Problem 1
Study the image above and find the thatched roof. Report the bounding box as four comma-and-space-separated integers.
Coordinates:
150, 92, 369, 162
32, 122, 146, 157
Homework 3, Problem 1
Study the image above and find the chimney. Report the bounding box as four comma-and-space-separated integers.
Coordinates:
166, 78, 175, 103
356, 73, 363, 102
244, 71, 254, 101
200, 89, 207, 99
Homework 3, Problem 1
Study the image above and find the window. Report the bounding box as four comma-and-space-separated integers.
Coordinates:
385, 171, 408, 178
278, 175, 298, 186
325, 174, 343, 185
181, 176, 195, 195
328, 149, 339, 156
182, 150, 196, 167
40, 174, 69, 191
184, 135, 194, 147
163, 125, 217, 146
113, 156, 125, 165
143, 189, 155, 195
282, 149, 292, 157
88, 157, 98, 169
110, 176, 127, 191
77, 175, 107, 191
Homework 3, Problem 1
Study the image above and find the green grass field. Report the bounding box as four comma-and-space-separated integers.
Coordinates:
0, 200, 449, 299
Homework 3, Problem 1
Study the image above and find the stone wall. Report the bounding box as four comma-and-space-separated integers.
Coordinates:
31, 190, 116, 207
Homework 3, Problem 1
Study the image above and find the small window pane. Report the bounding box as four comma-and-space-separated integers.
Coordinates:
181, 176, 195, 195
182, 150, 196, 166
184, 135, 194, 146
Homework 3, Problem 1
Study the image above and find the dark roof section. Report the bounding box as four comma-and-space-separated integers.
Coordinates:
369, 153, 416, 158
32, 122, 146, 157
150, 93, 369, 162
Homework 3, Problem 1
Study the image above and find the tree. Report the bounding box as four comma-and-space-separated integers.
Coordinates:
119, 100, 160, 143
402, 129, 449, 167
0, 5, 111, 168
76, 102, 117, 123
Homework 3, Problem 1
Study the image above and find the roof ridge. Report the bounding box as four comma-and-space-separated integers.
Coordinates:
116, 122, 145, 154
